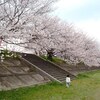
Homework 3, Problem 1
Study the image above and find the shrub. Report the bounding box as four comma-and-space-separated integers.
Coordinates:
0, 49, 20, 60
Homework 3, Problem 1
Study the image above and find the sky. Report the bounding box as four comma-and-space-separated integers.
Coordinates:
54, 0, 100, 43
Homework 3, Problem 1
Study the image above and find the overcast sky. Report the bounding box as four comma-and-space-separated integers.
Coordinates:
54, 0, 100, 43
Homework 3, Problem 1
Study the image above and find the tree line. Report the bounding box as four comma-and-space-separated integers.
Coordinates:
0, 0, 100, 67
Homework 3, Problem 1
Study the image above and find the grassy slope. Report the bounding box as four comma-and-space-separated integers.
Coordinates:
0, 70, 100, 100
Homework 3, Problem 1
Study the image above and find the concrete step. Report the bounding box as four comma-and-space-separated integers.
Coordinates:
23, 54, 76, 83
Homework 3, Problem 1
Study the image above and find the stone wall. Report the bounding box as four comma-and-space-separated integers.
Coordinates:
0, 58, 50, 91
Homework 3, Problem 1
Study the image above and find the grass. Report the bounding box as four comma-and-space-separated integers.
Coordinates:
0, 70, 100, 100
41, 55, 66, 64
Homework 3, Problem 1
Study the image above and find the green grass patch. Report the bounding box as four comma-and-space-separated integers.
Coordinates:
0, 70, 100, 100
41, 55, 66, 64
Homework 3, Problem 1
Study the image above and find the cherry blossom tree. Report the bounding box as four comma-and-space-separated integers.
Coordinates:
0, 0, 100, 67
26, 16, 100, 67
0, 0, 57, 45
